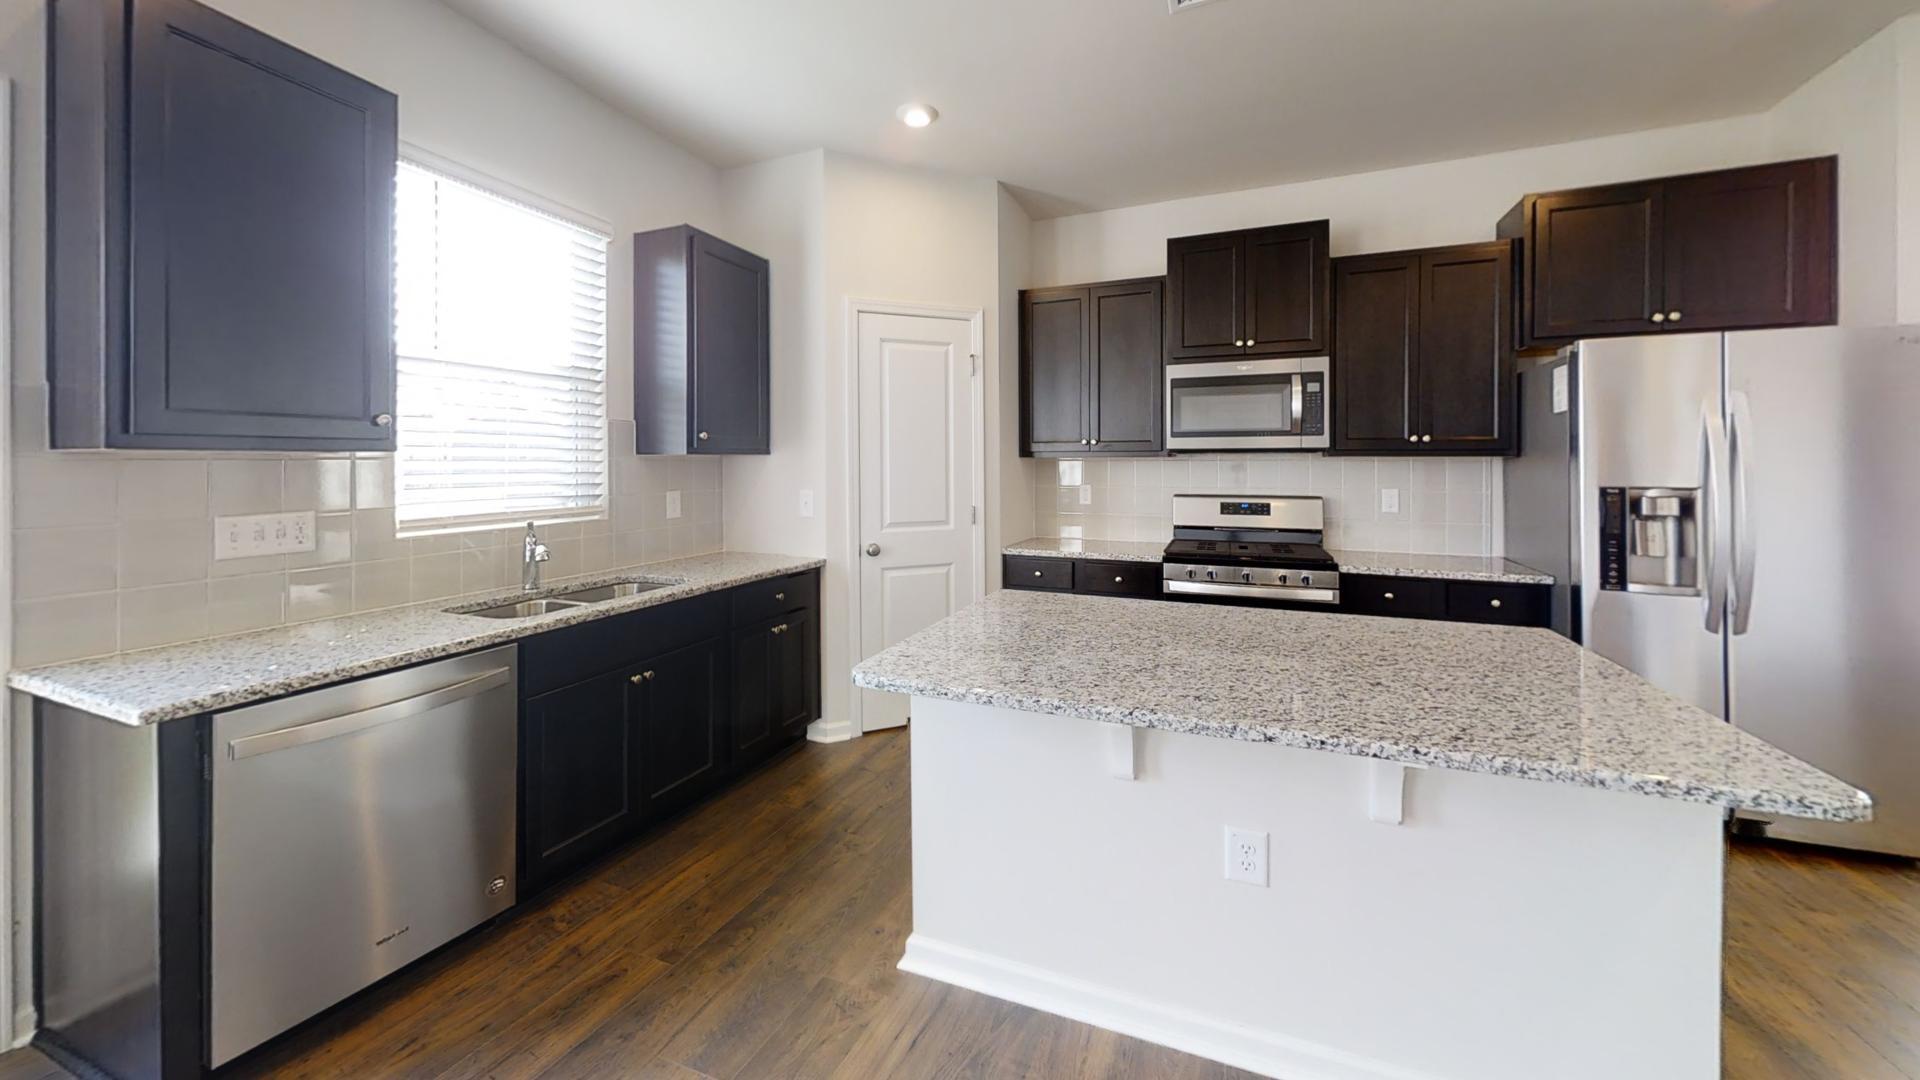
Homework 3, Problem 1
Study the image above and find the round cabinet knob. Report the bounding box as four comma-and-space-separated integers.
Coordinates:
1408, 435, 1419, 443
774, 592, 786, 601
1034, 570, 1044, 577
1490, 598, 1503, 609
698, 431, 710, 441
630, 670, 655, 684
1668, 310, 1683, 323
1090, 439, 1100, 446
1422, 435, 1433, 443
1384, 592, 1395, 601
372, 413, 394, 427
865, 543, 882, 557
1651, 312, 1667, 324
1115, 576, 1125, 583
1234, 339, 1246, 347
1080, 438, 1091, 446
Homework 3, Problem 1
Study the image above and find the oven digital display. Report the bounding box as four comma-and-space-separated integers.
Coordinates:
1220, 502, 1270, 516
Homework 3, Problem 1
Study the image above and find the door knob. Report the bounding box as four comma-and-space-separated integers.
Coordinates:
865, 543, 881, 557
1651, 313, 1666, 324
372, 413, 393, 427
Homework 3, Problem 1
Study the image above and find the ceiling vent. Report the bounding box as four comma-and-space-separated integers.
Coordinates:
1168, 0, 1227, 11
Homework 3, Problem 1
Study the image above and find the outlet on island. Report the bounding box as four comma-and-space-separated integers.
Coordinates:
1224, 826, 1269, 887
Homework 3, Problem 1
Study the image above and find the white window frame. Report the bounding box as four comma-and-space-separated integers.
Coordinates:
392, 144, 614, 537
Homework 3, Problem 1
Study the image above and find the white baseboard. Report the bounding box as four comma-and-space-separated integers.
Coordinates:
11, 1003, 33, 1049
897, 934, 1437, 1080
806, 716, 857, 743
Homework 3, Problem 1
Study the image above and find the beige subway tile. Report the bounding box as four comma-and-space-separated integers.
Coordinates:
642, 528, 671, 563
120, 582, 208, 651
284, 458, 353, 513
11, 384, 48, 457
580, 533, 616, 574
287, 566, 353, 623
14, 592, 119, 665
410, 552, 463, 602
210, 551, 286, 579
459, 548, 504, 595
353, 457, 394, 510
543, 538, 581, 581
208, 573, 285, 636
353, 508, 409, 562
16, 456, 118, 528
16, 526, 118, 599
209, 460, 282, 516
288, 512, 353, 569
352, 558, 410, 612
119, 519, 210, 587
117, 459, 208, 521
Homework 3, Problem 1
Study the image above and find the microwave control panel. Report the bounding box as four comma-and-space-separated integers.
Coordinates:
1301, 376, 1325, 437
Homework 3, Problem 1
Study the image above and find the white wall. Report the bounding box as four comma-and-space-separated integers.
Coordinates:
1901, 17, 1920, 323
994, 187, 1036, 575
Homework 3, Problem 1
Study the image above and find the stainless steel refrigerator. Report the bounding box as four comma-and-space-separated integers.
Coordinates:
1507, 326, 1920, 856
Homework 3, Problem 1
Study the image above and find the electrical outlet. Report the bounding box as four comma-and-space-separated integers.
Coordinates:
1224, 827, 1268, 887
798, 489, 815, 518
1079, 484, 1093, 506
214, 511, 317, 561
1380, 488, 1400, 514
665, 490, 683, 520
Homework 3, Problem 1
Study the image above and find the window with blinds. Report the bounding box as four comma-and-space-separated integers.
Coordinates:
393, 158, 610, 534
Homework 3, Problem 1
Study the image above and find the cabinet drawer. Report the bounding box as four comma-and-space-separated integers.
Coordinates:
730, 570, 818, 625
1005, 556, 1075, 591
1342, 575, 1445, 619
1446, 582, 1548, 626
1075, 560, 1160, 599
520, 592, 726, 697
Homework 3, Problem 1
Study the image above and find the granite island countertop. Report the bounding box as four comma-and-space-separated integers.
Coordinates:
11, 551, 824, 726
1002, 537, 1553, 584
852, 589, 1868, 822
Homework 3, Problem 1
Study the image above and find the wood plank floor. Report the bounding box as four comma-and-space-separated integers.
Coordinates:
6, 729, 1918, 1079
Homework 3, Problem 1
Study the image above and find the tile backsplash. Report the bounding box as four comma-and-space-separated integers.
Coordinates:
1026, 454, 1504, 556
11, 392, 723, 666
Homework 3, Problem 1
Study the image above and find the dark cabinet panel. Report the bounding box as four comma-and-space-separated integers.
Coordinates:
731, 607, 817, 766
1005, 555, 1075, 591
635, 225, 771, 454
1445, 581, 1548, 626
1073, 560, 1161, 599
1166, 233, 1243, 359
51, 0, 398, 450
1333, 242, 1514, 456
1020, 278, 1163, 456
1501, 157, 1836, 344
1418, 243, 1514, 452
1089, 281, 1165, 453
1244, 223, 1330, 355
632, 638, 727, 818
1332, 254, 1419, 451
1662, 158, 1836, 331
772, 607, 818, 742
1022, 286, 1091, 453
1341, 576, 1447, 620
522, 669, 639, 887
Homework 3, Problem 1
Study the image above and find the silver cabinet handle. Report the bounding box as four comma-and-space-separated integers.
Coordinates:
1490, 599, 1503, 609
227, 667, 512, 760
771, 623, 790, 635
373, 413, 394, 427
865, 543, 881, 557
698, 431, 710, 441
630, 670, 655, 684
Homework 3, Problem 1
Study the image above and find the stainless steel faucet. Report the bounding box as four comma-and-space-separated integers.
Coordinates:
521, 522, 551, 591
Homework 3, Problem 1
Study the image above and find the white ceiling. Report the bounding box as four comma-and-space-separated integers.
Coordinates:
439, 0, 1919, 219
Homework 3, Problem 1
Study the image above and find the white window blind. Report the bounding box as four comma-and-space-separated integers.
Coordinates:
393, 159, 610, 534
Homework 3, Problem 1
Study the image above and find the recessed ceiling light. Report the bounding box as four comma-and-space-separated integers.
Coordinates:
896, 103, 938, 129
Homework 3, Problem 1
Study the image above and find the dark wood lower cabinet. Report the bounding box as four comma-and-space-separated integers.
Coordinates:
633, 638, 727, 819
522, 668, 640, 887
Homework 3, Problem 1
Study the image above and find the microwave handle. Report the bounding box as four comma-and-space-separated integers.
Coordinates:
1291, 377, 1304, 427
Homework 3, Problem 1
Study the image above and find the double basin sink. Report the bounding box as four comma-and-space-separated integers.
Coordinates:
456, 580, 669, 619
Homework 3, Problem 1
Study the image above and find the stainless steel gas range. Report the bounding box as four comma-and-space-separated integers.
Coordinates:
1161, 495, 1340, 606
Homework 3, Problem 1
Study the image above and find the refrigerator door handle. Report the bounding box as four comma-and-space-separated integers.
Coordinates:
1699, 403, 1732, 634
1728, 390, 1757, 635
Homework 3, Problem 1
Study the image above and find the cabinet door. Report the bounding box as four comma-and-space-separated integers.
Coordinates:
772, 608, 818, 741
1662, 158, 1835, 331
1022, 287, 1091, 453
1166, 233, 1244, 360
1418, 243, 1514, 453
688, 231, 771, 453
125, 0, 396, 448
1527, 182, 1664, 341
1332, 253, 1419, 452
1244, 222, 1329, 355
731, 617, 780, 762
1088, 280, 1164, 454
631, 638, 727, 818
522, 669, 639, 886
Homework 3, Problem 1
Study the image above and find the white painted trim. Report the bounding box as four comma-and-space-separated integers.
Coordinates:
1367, 760, 1425, 825
0, 78, 19, 1050
842, 298, 988, 737
898, 934, 1439, 1080
806, 716, 857, 744
1105, 723, 1138, 780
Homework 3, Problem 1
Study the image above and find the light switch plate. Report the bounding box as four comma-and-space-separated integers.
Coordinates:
1380, 488, 1400, 514
665, 490, 683, 520
1079, 485, 1093, 506
798, 489, 815, 518
214, 511, 316, 561
1552, 365, 1570, 415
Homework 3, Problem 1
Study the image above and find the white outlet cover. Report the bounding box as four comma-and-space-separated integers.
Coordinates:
214, 511, 317, 561
1552, 364, 1570, 415
1380, 488, 1400, 514
798, 489, 815, 518
1224, 826, 1269, 887
1079, 484, 1093, 506
665, 490, 683, 520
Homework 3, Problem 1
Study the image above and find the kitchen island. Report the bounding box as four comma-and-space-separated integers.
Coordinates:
852, 590, 1868, 1080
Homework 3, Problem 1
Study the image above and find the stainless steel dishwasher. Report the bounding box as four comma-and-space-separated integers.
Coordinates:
209, 645, 519, 1066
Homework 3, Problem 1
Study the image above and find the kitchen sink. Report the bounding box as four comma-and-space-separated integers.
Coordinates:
552, 581, 671, 603
461, 598, 588, 619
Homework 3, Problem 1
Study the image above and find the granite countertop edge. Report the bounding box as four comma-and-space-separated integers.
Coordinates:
1001, 538, 1555, 585
12, 552, 826, 727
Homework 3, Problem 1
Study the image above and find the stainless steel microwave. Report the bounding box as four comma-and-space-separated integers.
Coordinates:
1164, 356, 1329, 451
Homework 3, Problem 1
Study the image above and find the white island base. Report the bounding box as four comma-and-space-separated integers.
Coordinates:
899, 698, 1725, 1080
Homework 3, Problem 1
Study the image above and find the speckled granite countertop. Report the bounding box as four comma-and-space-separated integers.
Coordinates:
852, 590, 1868, 822
1003, 538, 1553, 584
12, 551, 824, 726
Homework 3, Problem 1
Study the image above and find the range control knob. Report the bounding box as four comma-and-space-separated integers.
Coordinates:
1206, 569, 1218, 581
1186, 568, 1199, 580
1300, 574, 1313, 588
1277, 574, 1288, 586
1241, 570, 1254, 583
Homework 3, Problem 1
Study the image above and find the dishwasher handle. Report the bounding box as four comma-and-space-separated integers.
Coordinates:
227, 666, 513, 761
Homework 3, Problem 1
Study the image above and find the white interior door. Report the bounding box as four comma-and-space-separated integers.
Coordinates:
856, 310, 980, 731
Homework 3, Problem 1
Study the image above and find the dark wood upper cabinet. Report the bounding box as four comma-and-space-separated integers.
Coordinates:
49, 0, 398, 450
1167, 220, 1328, 361
635, 225, 771, 454
1020, 278, 1164, 456
1333, 241, 1515, 455
1500, 157, 1835, 344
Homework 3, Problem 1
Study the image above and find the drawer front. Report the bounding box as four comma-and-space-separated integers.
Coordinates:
729, 569, 819, 626
1005, 555, 1075, 591
520, 592, 727, 697
1075, 560, 1160, 598
1343, 575, 1446, 619
1446, 582, 1548, 626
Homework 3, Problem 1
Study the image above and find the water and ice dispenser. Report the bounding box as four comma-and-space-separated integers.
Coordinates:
1599, 486, 1701, 595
